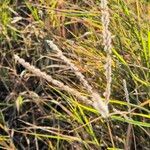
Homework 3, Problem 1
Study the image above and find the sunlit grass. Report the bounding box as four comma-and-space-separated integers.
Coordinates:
0, 0, 150, 149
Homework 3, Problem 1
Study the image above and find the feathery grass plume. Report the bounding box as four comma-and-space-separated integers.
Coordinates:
92, 93, 109, 118
101, 0, 112, 104
45, 40, 93, 94
45, 40, 109, 117
14, 54, 91, 105
14, 54, 109, 118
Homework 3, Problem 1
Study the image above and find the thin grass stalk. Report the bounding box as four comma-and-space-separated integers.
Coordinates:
123, 79, 133, 150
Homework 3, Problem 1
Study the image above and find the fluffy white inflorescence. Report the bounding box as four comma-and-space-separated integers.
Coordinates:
101, 0, 112, 106
45, 40, 93, 94
14, 39, 109, 118
45, 40, 109, 118
14, 54, 92, 105
92, 93, 109, 118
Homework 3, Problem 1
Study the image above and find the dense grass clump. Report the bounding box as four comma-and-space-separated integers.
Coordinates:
0, 0, 150, 149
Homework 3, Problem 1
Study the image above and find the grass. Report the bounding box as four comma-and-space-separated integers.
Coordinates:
0, 0, 150, 149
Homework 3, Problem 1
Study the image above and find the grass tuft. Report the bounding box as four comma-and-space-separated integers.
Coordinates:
0, 0, 150, 149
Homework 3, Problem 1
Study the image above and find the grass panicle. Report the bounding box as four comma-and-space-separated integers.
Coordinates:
101, 0, 112, 105
14, 54, 109, 118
